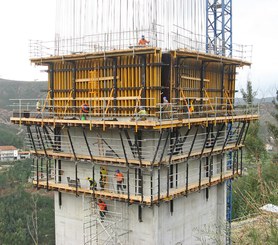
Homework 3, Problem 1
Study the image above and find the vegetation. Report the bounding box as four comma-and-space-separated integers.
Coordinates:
0, 79, 54, 244
267, 90, 278, 161
0, 78, 46, 148
231, 85, 278, 243
240, 80, 257, 106
0, 159, 55, 245
232, 159, 278, 218
0, 123, 24, 148
232, 214, 278, 245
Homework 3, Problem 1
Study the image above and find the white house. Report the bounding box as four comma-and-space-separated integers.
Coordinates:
0, 146, 19, 161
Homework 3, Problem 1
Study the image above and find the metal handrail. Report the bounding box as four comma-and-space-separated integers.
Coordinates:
29, 25, 252, 62
10, 97, 259, 123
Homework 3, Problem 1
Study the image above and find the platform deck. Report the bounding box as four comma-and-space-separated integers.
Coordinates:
33, 171, 238, 205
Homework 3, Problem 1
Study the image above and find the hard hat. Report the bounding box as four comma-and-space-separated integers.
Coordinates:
142, 35, 145, 38
116, 169, 120, 173
139, 106, 144, 110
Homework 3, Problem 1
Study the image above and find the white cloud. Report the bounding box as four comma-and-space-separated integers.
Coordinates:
233, 0, 278, 97
0, 0, 55, 81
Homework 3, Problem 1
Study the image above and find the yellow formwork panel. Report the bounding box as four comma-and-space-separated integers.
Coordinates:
171, 56, 236, 112
48, 52, 162, 117
47, 49, 239, 118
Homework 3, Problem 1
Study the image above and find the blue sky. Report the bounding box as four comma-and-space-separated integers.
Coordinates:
0, 0, 277, 97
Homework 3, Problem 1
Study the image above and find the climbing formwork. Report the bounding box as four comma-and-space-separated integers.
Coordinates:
11, 28, 257, 244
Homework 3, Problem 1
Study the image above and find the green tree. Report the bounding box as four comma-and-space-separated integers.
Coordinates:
0, 123, 24, 148
0, 159, 55, 244
241, 80, 266, 200
240, 80, 257, 105
232, 84, 278, 229
232, 159, 278, 218
267, 90, 278, 160
244, 122, 267, 198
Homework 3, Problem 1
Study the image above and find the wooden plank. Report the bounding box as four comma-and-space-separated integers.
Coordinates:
51, 96, 141, 101
75, 78, 91, 82
92, 76, 118, 81
170, 144, 243, 163
30, 150, 151, 166
10, 114, 259, 130
29, 143, 242, 167
181, 75, 209, 82
178, 97, 209, 102
76, 76, 118, 83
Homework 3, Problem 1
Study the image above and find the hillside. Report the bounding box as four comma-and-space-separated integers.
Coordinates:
0, 78, 47, 109
0, 79, 47, 147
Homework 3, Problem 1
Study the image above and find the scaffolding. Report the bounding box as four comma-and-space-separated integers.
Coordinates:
28, 119, 248, 206
83, 197, 130, 245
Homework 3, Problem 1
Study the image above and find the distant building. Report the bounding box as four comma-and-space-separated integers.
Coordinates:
265, 144, 273, 152
18, 151, 31, 159
0, 146, 19, 161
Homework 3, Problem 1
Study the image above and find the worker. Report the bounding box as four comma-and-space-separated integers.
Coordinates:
99, 167, 108, 191
97, 199, 108, 221
81, 103, 89, 113
86, 177, 97, 190
162, 96, 171, 119
36, 100, 41, 111
115, 169, 124, 194
138, 35, 150, 46
188, 99, 195, 114
81, 103, 89, 120
137, 106, 147, 120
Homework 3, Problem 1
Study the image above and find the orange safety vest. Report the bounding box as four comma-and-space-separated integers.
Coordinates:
98, 202, 107, 211
138, 39, 149, 45
116, 172, 124, 182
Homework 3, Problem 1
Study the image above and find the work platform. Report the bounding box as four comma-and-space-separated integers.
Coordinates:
30, 47, 251, 67
11, 114, 258, 130
29, 144, 243, 167
33, 171, 239, 205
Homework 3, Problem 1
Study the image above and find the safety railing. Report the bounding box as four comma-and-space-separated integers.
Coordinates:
31, 153, 240, 204
29, 25, 165, 58
29, 24, 252, 62
25, 119, 246, 167
171, 25, 253, 62
10, 97, 259, 124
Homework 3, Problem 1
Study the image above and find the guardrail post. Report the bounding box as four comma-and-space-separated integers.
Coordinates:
19, 99, 22, 119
